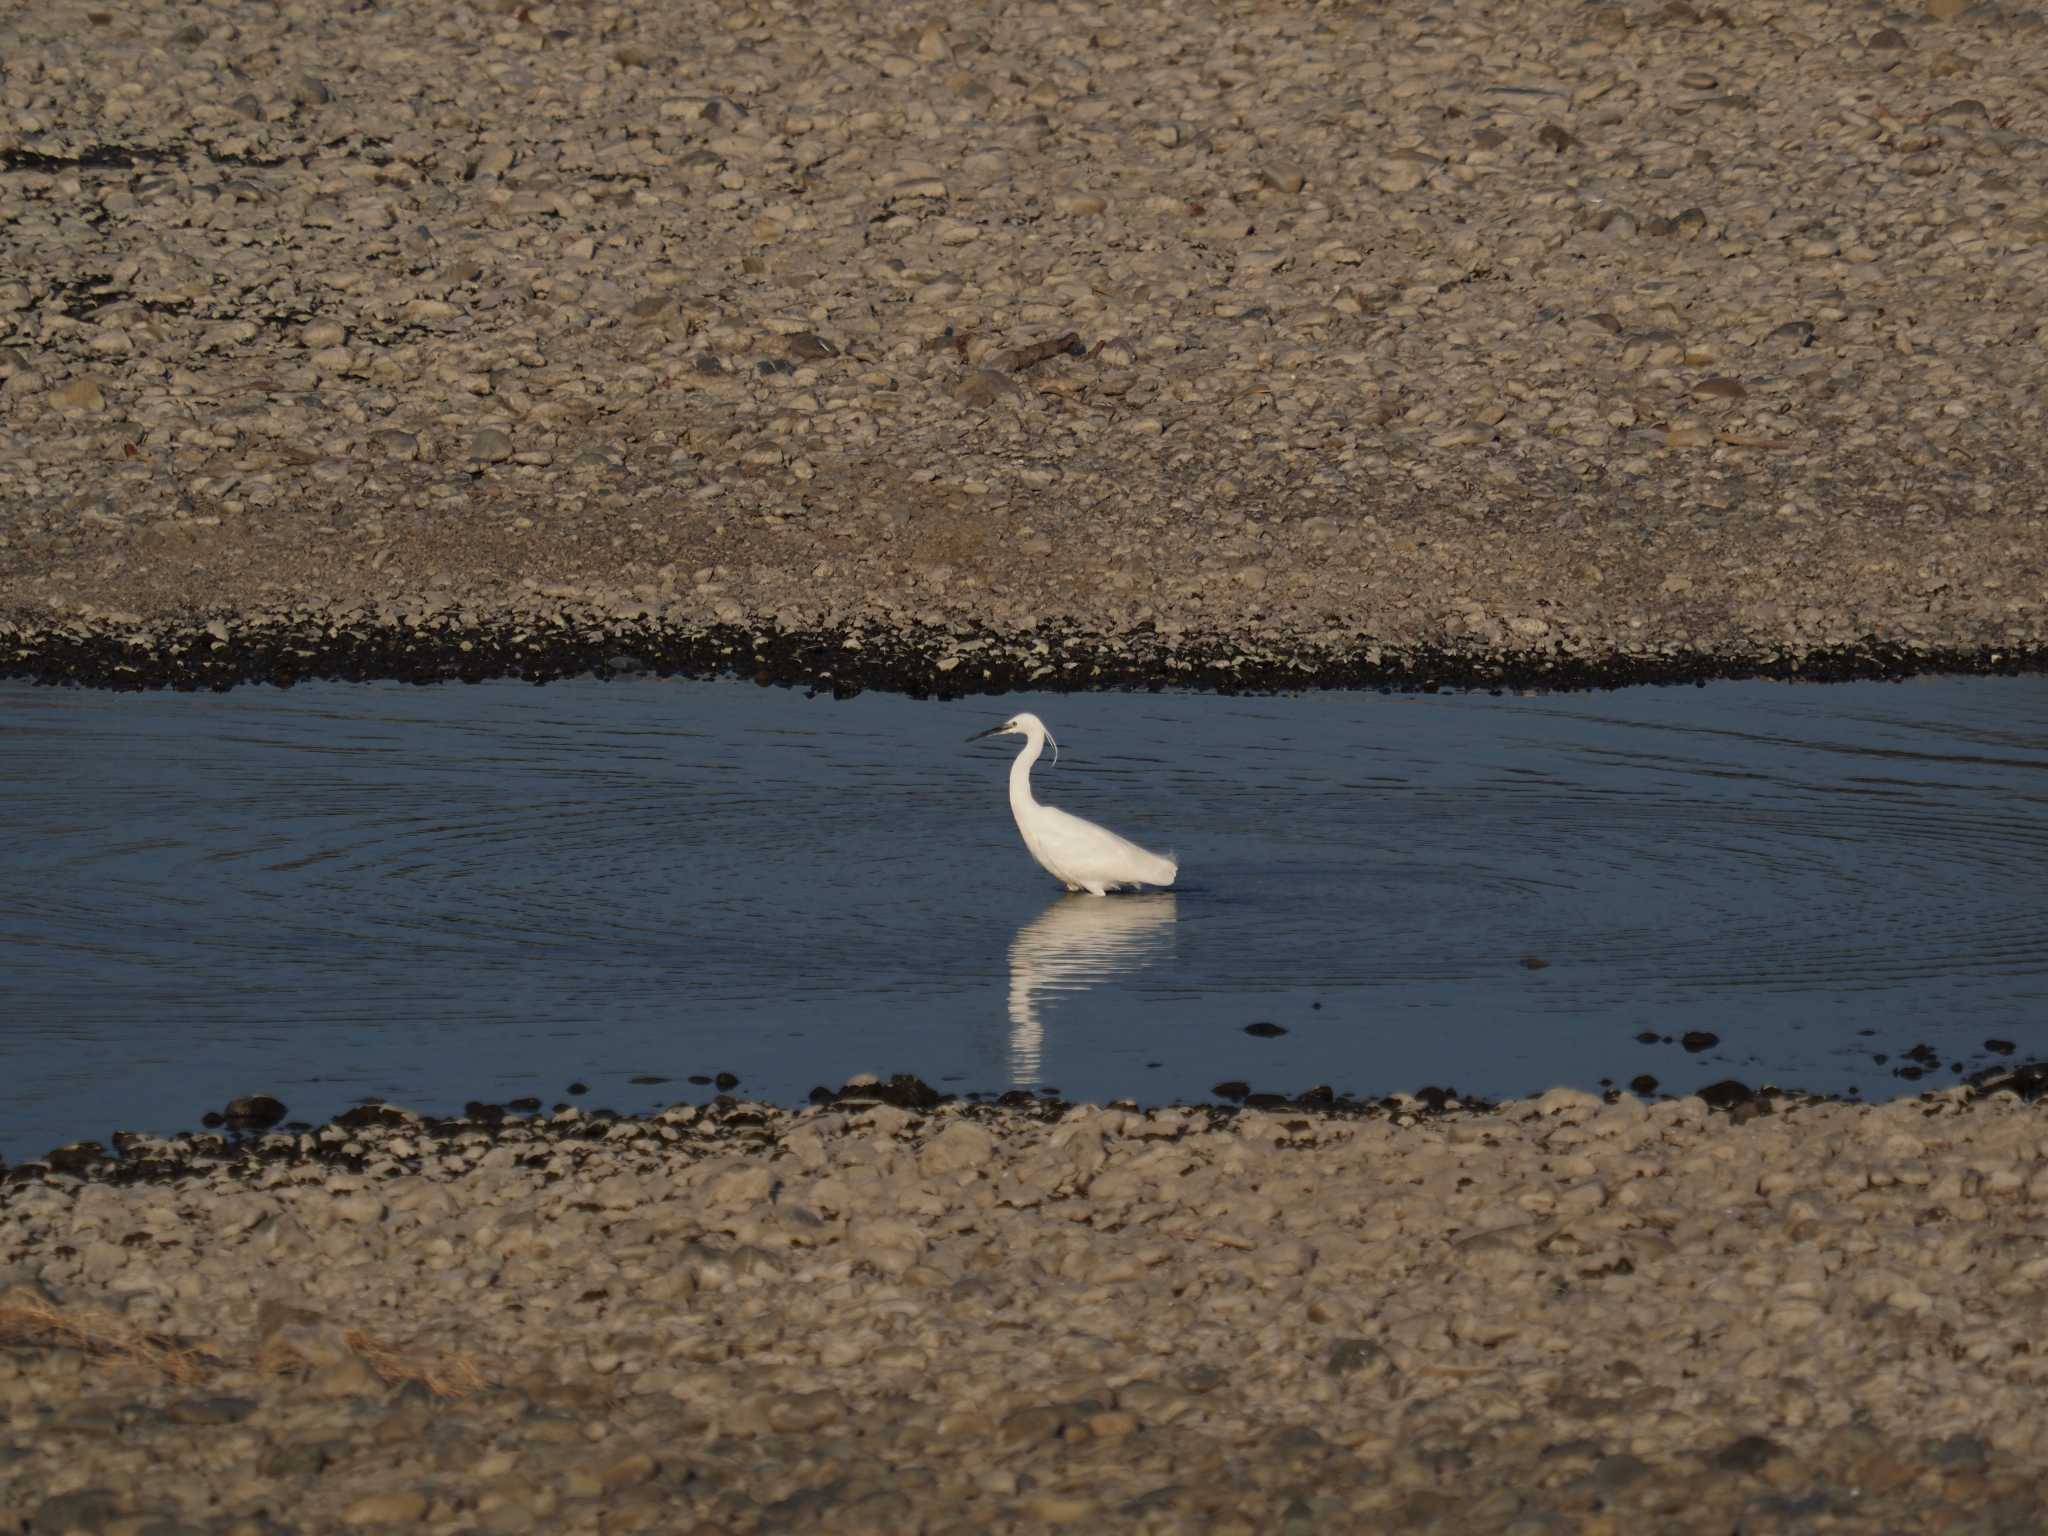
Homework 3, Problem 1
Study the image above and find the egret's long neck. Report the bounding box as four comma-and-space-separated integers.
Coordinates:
1009, 728, 1044, 816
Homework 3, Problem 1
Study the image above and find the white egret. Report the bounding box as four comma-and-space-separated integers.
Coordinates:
966, 713, 1178, 894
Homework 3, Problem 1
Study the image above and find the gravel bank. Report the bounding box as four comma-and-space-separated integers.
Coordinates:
5, 0, 2048, 689
5, 1079, 2048, 1532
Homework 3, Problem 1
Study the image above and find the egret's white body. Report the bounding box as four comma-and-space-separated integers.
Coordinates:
968, 713, 1178, 895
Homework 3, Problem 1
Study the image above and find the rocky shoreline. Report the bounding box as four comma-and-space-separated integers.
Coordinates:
5, 613, 2044, 698
6, 1075, 2048, 1533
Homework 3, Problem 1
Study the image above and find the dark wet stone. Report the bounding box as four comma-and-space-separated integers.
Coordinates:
714, 1071, 740, 1090
1520, 955, 1550, 970
506, 1096, 542, 1112
1121, 1485, 1187, 1516
996, 1405, 1066, 1446
1269, 1425, 1326, 1457
1244, 1021, 1288, 1038
1629, 1074, 1659, 1095
567, 1081, 589, 1095
1696, 1079, 1755, 1110
1712, 1434, 1789, 1472
334, 1104, 409, 1130
1968, 1060, 2048, 1100
1634, 1030, 1660, 1044
1243, 1092, 1290, 1109
33, 1489, 121, 1532
1984, 1039, 2016, 1055
463, 1101, 506, 1123
760, 1486, 842, 1525
808, 1085, 834, 1104
1589, 1453, 1650, 1491
1896, 1065, 1924, 1081
1754, 1491, 1838, 1519
55, 1407, 122, 1438
629, 1074, 669, 1085
839, 1073, 941, 1110
47, 1142, 108, 1174
165, 1395, 257, 1426
1296, 1084, 1335, 1107
1904, 1042, 1940, 1065
1413, 1085, 1456, 1111
1211, 1081, 1250, 1100
223, 1094, 287, 1128
1680, 1031, 1719, 1053
1327, 1338, 1387, 1376
1411, 1442, 1474, 1475
1928, 1433, 1989, 1468
259, 1440, 334, 1478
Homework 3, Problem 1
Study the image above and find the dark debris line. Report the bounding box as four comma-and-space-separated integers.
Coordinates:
3, 618, 2045, 698
7, 1062, 2045, 1194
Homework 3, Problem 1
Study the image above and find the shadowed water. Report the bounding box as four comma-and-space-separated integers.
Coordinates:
2, 674, 2045, 1158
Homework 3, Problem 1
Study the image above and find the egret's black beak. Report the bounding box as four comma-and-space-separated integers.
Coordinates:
965, 724, 1005, 742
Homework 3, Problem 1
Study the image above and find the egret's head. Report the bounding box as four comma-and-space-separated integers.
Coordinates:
965, 712, 1057, 760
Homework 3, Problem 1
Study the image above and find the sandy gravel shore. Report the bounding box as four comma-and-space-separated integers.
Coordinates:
4, 1080, 2048, 1533
4, 0, 2048, 686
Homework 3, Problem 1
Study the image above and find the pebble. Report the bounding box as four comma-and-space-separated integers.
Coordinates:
952, 369, 1020, 409
46, 378, 104, 412
469, 429, 515, 465
341, 1490, 428, 1526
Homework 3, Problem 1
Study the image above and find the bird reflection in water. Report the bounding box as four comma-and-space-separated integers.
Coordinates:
1005, 893, 1178, 1085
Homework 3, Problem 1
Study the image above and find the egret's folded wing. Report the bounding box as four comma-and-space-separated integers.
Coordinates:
1036, 803, 1176, 885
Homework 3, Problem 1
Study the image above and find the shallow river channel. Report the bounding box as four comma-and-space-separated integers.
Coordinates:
2, 673, 2043, 1159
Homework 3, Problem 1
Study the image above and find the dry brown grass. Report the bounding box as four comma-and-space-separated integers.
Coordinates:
0, 1299, 490, 1398
340, 1328, 490, 1399
0, 1298, 216, 1383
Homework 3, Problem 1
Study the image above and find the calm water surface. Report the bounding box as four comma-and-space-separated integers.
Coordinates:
3, 675, 2045, 1158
